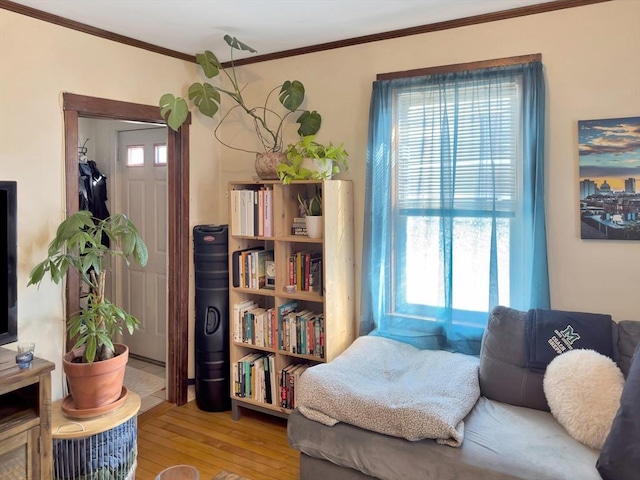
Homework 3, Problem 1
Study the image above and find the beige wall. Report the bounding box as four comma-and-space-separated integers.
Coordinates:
1, 0, 639, 400
0, 10, 219, 399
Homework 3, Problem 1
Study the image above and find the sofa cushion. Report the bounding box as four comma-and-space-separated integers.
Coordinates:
543, 349, 624, 449
597, 345, 640, 480
617, 320, 640, 377
288, 397, 602, 480
479, 306, 549, 411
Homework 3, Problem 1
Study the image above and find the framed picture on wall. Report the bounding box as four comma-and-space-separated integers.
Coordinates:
578, 116, 640, 240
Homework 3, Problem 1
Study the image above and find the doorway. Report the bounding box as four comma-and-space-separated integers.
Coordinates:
63, 93, 190, 405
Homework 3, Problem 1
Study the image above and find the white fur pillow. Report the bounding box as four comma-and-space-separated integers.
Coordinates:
543, 349, 624, 450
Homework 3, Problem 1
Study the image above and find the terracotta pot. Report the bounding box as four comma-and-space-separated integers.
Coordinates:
63, 343, 129, 410
255, 151, 285, 180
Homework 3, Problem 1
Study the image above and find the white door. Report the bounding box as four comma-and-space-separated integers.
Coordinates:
117, 127, 168, 363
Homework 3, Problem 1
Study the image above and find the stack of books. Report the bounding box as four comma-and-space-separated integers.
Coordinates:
291, 217, 307, 236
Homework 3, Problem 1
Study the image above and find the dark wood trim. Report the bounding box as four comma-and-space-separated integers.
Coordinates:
0, 0, 194, 63
166, 120, 190, 406
377, 53, 543, 81
1, 0, 610, 67
63, 108, 80, 352
62, 92, 190, 406
63, 93, 167, 122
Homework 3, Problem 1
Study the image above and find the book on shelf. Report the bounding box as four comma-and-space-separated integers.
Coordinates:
291, 216, 307, 236
233, 352, 277, 405
279, 363, 311, 409
232, 246, 264, 288
264, 188, 274, 237
234, 352, 259, 398
233, 299, 256, 342
280, 309, 324, 358
309, 255, 322, 294
277, 300, 299, 350
254, 249, 274, 289
287, 250, 322, 293
289, 309, 310, 353
231, 187, 274, 237
232, 247, 274, 290
243, 306, 265, 344
233, 300, 278, 348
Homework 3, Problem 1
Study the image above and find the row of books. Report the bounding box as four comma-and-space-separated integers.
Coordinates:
232, 299, 278, 348
233, 353, 277, 404
289, 250, 322, 293
230, 187, 274, 237
232, 300, 325, 359
281, 309, 325, 357
232, 247, 273, 289
232, 354, 310, 410
280, 363, 311, 410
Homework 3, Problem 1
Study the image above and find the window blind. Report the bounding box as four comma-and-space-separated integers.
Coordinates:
395, 78, 520, 214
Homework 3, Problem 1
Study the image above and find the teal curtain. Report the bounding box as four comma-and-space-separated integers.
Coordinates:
360, 61, 549, 355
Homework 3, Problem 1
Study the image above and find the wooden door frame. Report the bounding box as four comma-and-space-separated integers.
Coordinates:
63, 92, 190, 405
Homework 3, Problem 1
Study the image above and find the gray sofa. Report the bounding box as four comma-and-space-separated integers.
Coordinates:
287, 307, 640, 480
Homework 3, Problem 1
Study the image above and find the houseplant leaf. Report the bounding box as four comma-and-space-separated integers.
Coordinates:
296, 110, 322, 137
279, 81, 305, 112
223, 35, 258, 53
159, 94, 188, 131
188, 83, 221, 118
195, 50, 221, 78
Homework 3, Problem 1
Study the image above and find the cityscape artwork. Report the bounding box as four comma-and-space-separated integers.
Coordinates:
579, 116, 640, 240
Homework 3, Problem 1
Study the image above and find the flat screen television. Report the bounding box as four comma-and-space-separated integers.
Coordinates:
0, 180, 17, 346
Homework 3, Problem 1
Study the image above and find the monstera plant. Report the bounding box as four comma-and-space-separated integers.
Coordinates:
159, 35, 322, 178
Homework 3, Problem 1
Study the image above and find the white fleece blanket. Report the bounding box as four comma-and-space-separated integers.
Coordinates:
296, 335, 480, 446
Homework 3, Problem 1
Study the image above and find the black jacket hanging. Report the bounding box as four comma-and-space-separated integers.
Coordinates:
78, 160, 110, 247
87, 160, 110, 221
79, 162, 92, 212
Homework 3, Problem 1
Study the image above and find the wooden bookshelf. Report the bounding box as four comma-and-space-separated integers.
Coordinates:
228, 180, 355, 420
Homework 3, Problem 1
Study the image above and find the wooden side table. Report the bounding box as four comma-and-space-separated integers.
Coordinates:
0, 346, 56, 480
51, 391, 141, 480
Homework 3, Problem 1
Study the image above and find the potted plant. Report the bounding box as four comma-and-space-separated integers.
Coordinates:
277, 135, 349, 185
28, 210, 148, 412
159, 35, 322, 179
298, 186, 323, 239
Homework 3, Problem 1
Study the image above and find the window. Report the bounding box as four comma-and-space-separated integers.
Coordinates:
360, 58, 549, 354
396, 76, 520, 323
154, 144, 167, 165
126, 145, 144, 166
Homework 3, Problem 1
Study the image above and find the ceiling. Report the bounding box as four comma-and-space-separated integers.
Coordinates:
6, 0, 561, 62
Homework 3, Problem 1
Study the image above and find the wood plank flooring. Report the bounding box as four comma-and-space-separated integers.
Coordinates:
136, 402, 300, 480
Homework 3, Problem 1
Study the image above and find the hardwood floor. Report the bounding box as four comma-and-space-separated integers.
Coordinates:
136, 401, 300, 480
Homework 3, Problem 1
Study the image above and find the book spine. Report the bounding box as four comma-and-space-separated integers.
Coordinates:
264, 188, 273, 237
258, 188, 264, 237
